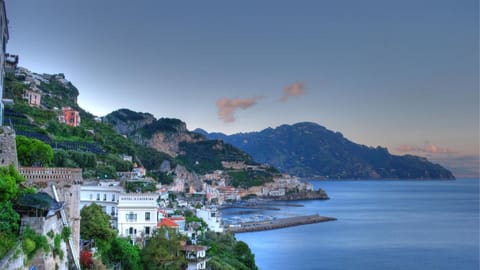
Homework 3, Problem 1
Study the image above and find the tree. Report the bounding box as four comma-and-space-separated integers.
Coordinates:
107, 238, 142, 270
0, 201, 20, 235
0, 165, 26, 257
16, 135, 53, 166
141, 229, 186, 270
95, 165, 116, 179
53, 149, 97, 168
80, 203, 116, 243
233, 241, 257, 269
0, 164, 25, 202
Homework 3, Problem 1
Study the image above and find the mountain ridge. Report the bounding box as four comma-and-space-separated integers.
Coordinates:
194, 122, 455, 180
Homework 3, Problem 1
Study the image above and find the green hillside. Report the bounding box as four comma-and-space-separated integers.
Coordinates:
4, 68, 276, 187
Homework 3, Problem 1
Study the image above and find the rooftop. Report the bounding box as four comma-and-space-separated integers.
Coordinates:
158, 218, 179, 228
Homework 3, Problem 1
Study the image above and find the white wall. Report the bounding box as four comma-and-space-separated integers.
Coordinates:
117, 194, 159, 242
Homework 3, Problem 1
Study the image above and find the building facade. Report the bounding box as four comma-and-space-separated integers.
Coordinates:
196, 208, 223, 232
0, 0, 9, 125
181, 245, 209, 270
117, 193, 159, 244
4, 53, 18, 73
19, 167, 82, 262
22, 88, 42, 106
80, 181, 124, 228
60, 106, 81, 127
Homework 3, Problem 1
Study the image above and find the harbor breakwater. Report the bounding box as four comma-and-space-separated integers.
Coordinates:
227, 214, 337, 233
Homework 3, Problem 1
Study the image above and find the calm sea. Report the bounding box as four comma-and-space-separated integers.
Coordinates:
223, 179, 480, 270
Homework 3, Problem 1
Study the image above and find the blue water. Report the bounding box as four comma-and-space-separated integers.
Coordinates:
223, 180, 480, 270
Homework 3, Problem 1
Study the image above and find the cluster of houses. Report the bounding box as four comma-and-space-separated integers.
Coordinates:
79, 174, 223, 270
260, 175, 314, 197
177, 169, 314, 204
7, 64, 82, 127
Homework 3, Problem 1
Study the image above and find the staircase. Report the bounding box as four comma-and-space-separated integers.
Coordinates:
52, 184, 81, 270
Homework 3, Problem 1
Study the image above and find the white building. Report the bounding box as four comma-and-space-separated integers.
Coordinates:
181, 245, 209, 270
132, 166, 146, 178
121, 154, 133, 162
117, 193, 159, 244
196, 207, 223, 233
80, 181, 123, 228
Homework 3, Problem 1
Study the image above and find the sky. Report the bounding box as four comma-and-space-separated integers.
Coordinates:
5, 0, 479, 178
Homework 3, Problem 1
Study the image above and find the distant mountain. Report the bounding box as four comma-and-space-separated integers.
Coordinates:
195, 122, 455, 180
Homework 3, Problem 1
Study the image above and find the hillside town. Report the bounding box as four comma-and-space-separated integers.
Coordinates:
0, 1, 336, 269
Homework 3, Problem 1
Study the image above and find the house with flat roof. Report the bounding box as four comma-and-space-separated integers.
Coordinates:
80, 181, 123, 228
117, 193, 159, 244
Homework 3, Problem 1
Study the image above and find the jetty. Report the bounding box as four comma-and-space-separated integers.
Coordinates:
220, 204, 281, 211
220, 201, 305, 211
227, 214, 337, 233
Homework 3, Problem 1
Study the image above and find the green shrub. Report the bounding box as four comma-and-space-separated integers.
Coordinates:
22, 238, 36, 255
61, 227, 71, 242
0, 233, 17, 258
53, 234, 63, 260
21, 227, 50, 259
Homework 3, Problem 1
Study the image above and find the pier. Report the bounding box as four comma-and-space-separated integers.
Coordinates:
227, 214, 337, 233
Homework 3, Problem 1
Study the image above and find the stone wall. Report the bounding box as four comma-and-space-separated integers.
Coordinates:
21, 215, 70, 270
0, 215, 71, 270
19, 167, 82, 259
0, 243, 23, 270
0, 126, 18, 167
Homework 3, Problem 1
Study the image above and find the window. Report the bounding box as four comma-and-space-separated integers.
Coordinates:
126, 212, 137, 222
111, 207, 115, 216
129, 227, 133, 235
112, 194, 115, 201
145, 226, 150, 235
103, 194, 107, 201
145, 212, 150, 221
89, 194, 93, 200
96, 194, 100, 200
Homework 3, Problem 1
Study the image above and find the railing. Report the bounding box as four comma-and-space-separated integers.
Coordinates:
52, 184, 81, 270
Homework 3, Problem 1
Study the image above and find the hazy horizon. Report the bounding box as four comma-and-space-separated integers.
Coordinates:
5, 0, 478, 178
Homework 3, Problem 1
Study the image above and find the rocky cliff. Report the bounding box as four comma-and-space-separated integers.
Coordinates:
104, 109, 204, 157
103, 108, 155, 135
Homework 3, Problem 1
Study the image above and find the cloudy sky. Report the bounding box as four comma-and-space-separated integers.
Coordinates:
5, 0, 478, 177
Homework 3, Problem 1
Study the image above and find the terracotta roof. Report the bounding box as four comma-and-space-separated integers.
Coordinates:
158, 218, 179, 228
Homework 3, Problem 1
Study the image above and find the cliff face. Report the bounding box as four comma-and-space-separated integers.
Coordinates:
105, 109, 204, 156
132, 131, 196, 157
196, 122, 456, 180
103, 108, 155, 135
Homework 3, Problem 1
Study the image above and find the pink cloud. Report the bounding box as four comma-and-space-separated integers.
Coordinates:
216, 97, 262, 123
395, 143, 456, 155
280, 82, 305, 102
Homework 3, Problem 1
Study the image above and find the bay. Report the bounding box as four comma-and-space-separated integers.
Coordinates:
223, 179, 480, 270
